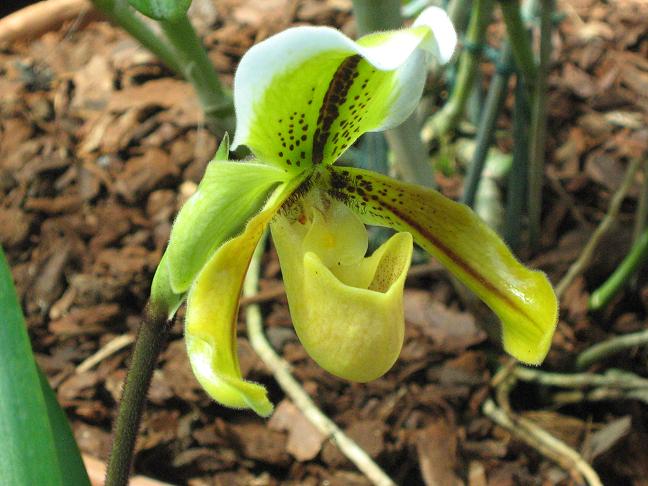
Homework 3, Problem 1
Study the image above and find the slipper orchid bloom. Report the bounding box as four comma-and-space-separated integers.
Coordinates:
151, 7, 558, 417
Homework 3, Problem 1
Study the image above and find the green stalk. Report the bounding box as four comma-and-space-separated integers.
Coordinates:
448, 0, 473, 32
504, 75, 530, 247
160, 14, 234, 132
467, 69, 484, 126
352, 0, 401, 32
422, 0, 492, 142
632, 160, 648, 244
576, 329, 648, 370
527, 0, 552, 249
105, 305, 170, 486
384, 120, 436, 187
462, 42, 513, 207
499, 0, 537, 89
91, 0, 182, 74
589, 228, 648, 312
629, 160, 648, 288
351, 0, 435, 187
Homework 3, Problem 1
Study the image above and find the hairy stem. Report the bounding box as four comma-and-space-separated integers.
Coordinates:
105, 305, 170, 486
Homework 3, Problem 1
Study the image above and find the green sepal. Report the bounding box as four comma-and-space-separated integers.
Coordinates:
214, 132, 230, 161
167, 159, 288, 293
128, 0, 191, 21
150, 251, 185, 320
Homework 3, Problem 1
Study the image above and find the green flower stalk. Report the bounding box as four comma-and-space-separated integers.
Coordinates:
152, 7, 558, 416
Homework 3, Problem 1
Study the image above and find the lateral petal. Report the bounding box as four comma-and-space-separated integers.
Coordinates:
185, 181, 300, 416
327, 167, 558, 365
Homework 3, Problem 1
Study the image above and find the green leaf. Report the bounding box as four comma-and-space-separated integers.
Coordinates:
128, 0, 191, 21
37, 368, 91, 486
0, 247, 90, 486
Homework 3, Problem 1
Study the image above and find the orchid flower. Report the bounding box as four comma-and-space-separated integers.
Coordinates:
151, 7, 558, 417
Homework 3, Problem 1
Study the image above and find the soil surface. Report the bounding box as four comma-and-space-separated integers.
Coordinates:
2, 0, 648, 484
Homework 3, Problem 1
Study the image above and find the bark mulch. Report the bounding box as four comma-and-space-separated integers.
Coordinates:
1, 0, 648, 484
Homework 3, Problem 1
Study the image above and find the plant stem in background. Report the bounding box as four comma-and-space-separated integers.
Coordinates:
499, 0, 537, 90
588, 228, 648, 312
105, 306, 170, 486
91, 0, 182, 74
527, 0, 553, 249
352, 0, 400, 32
160, 14, 234, 132
576, 328, 648, 370
384, 119, 436, 186
422, 0, 491, 143
462, 42, 513, 207
504, 76, 530, 247
351, 0, 435, 187
632, 160, 648, 243
448, 0, 473, 32
555, 157, 643, 299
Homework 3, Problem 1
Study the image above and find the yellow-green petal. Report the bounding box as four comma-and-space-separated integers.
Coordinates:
327, 166, 558, 365
231, 7, 456, 170
271, 194, 413, 382
185, 181, 300, 416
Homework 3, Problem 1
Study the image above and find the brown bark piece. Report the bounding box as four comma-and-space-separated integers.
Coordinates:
416, 420, 462, 486
268, 399, 327, 461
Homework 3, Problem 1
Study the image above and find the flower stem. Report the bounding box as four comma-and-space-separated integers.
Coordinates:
588, 228, 648, 312
105, 305, 170, 486
499, 0, 537, 89
351, 0, 436, 187
462, 42, 513, 207
91, 0, 182, 74
160, 14, 234, 133
422, 0, 491, 142
527, 0, 552, 249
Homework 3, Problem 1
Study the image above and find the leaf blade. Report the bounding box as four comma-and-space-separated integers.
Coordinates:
0, 248, 65, 485
128, 0, 191, 21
